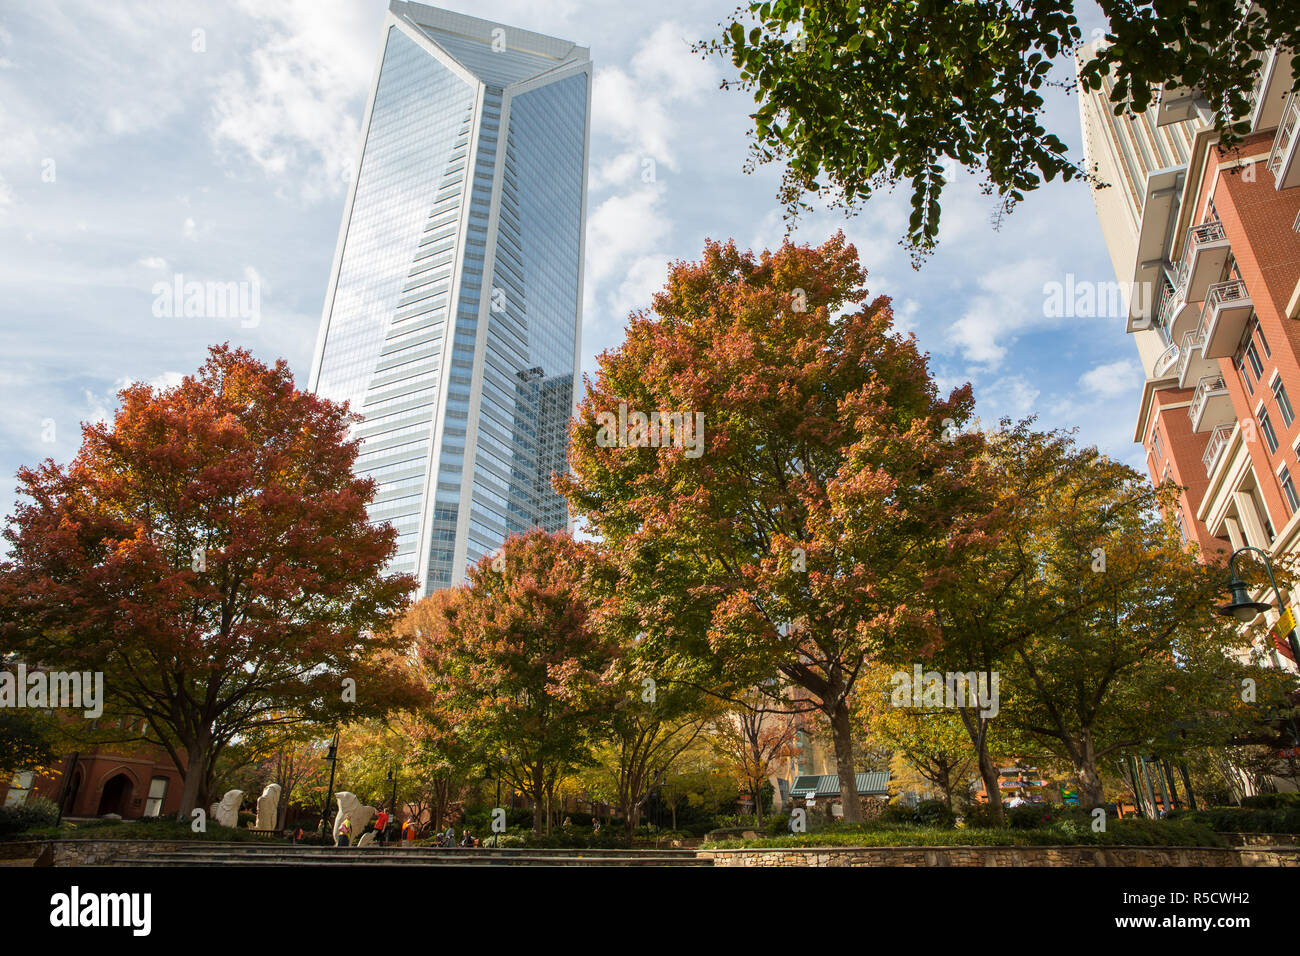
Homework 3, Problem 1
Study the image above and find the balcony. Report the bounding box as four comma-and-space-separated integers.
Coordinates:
1181, 221, 1232, 303
1189, 374, 1233, 432
1202, 422, 1235, 477
1177, 329, 1216, 388
1200, 279, 1255, 358
1156, 82, 1200, 127
1248, 46, 1295, 133
1269, 91, 1300, 190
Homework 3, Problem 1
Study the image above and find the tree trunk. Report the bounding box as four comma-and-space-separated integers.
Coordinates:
175, 736, 209, 822
828, 698, 861, 823
754, 783, 764, 828
531, 762, 545, 835
959, 709, 1002, 823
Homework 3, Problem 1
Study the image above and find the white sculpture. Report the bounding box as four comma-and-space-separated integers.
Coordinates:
356, 831, 377, 848
255, 783, 281, 830
332, 791, 376, 844
210, 789, 244, 828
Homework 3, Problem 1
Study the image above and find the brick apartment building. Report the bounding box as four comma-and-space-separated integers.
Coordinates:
1079, 40, 1300, 671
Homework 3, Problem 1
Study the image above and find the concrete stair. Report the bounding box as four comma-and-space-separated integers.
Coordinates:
104, 843, 712, 867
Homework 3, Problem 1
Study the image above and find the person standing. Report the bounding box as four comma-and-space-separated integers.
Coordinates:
336, 817, 351, 847
374, 806, 390, 846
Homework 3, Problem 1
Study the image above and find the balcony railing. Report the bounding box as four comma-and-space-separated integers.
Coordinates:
1189, 374, 1229, 426
1188, 220, 1226, 248
1268, 91, 1299, 178
1178, 329, 1203, 383
1202, 422, 1234, 477
1293, 207, 1300, 234
1200, 279, 1250, 333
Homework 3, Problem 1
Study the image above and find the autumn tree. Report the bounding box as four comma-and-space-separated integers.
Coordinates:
928, 424, 1278, 809
710, 688, 800, 827
0, 345, 420, 818
706, 1, 1299, 257
854, 664, 977, 811
559, 233, 986, 821
412, 529, 617, 834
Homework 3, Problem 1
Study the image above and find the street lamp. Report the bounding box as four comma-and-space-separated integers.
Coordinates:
1217, 545, 1299, 661
319, 731, 339, 843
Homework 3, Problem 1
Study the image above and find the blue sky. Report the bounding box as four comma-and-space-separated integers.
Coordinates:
0, 0, 1141, 534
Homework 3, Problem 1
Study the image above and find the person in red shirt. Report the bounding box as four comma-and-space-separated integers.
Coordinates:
374, 807, 390, 846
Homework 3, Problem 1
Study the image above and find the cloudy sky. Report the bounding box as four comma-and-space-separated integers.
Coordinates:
0, 0, 1141, 533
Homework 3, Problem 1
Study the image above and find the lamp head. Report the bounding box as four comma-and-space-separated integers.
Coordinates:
1218, 577, 1272, 622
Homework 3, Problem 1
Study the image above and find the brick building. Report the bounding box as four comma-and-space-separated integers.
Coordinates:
2, 733, 184, 821
1079, 40, 1300, 672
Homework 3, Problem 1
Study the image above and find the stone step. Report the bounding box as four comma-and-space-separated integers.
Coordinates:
110, 852, 711, 867
115, 844, 701, 860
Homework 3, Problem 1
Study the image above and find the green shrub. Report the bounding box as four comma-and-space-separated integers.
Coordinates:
1177, 806, 1300, 833
879, 802, 918, 825
0, 796, 60, 837
1240, 793, 1300, 810
961, 803, 1002, 829
1006, 805, 1056, 830
914, 799, 956, 829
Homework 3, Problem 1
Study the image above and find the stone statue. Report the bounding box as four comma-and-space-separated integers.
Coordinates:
210, 789, 244, 828
332, 791, 376, 844
255, 783, 281, 830
356, 831, 377, 848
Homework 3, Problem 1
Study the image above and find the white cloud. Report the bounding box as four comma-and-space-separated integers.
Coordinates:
138, 256, 167, 269
946, 257, 1059, 369
210, 0, 377, 201
584, 185, 672, 298
1079, 358, 1140, 398
977, 375, 1042, 420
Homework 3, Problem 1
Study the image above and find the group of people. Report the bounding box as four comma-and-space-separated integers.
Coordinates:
433, 826, 481, 847
330, 806, 422, 847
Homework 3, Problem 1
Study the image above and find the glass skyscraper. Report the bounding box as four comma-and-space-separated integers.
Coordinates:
308, 2, 590, 596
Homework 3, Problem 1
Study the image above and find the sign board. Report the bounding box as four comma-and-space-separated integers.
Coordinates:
1272, 607, 1298, 663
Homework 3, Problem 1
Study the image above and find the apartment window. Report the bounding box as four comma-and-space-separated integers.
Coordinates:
1255, 316, 1271, 358
1274, 378, 1295, 428
1245, 340, 1265, 379
1239, 356, 1255, 395
1283, 466, 1300, 514
1151, 426, 1165, 461
1173, 509, 1188, 544
1260, 405, 1280, 453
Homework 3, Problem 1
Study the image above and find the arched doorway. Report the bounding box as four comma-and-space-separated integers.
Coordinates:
97, 773, 132, 817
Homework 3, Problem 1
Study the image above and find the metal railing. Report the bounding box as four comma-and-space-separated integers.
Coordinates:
1178, 329, 1203, 382
1269, 91, 1299, 177
1200, 279, 1250, 336
1189, 374, 1228, 425
1202, 422, 1234, 477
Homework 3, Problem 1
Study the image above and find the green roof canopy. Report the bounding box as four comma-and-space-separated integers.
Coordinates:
789, 772, 890, 798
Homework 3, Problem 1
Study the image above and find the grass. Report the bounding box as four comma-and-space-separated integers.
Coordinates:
5, 818, 286, 842
703, 818, 1230, 850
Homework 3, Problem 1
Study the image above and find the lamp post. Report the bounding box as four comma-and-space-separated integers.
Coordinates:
1217, 545, 1300, 663
319, 731, 339, 843
485, 758, 503, 847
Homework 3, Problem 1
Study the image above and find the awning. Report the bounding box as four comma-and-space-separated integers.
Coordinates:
789, 772, 890, 799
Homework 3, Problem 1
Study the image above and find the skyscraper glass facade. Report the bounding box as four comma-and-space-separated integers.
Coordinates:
310, 3, 589, 595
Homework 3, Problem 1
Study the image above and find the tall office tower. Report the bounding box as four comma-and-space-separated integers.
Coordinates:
309, 2, 590, 596
1079, 39, 1300, 670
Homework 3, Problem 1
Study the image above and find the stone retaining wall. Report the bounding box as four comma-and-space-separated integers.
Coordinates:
699, 845, 1300, 866
0, 840, 211, 866
5, 838, 1300, 867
